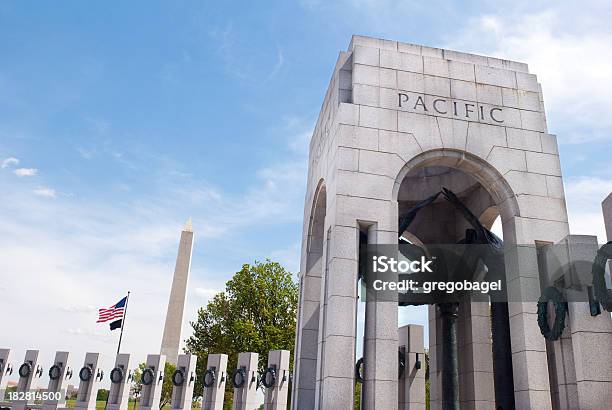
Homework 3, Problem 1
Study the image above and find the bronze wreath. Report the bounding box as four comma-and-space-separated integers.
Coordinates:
537, 286, 568, 341
592, 242, 612, 312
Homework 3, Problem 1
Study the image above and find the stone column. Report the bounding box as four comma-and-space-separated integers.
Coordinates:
74, 353, 103, 410
457, 297, 495, 410
563, 235, 612, 408
0, 348, 11, 389
504, 239, 552, 409
170, 354, 197, 410
428, 306, 441, 410
540, 234, 612, 408
567, 301, 612, 408
293, 277, 319, 409
232, 352, 259, 410
398, 325, 425, 410
107, 353, 132, 410
42, 351, 70, 410
16, 349, 39, 391
539, 237, 578, 409
604, 194, 612, 291
140, 354, 166, 410
13, 349, 40, 410
317, 223, 360, 408
363, 227, 398, 410
603, 193, 612, 241
547, 317, 577, 410
263, 350, 290, 410
293, 240, 323, 409
202, 354, 227, 410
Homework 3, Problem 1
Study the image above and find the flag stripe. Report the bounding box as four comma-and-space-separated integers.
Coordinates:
96, 297, 127, 323
97, 312, 124, 322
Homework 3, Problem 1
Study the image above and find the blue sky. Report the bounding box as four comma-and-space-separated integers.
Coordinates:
1, 0, 612, 383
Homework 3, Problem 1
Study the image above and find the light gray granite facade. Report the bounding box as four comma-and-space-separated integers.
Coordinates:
74, 352, 101, 410
139, 354, 166, 410
264, 350, 290, 410
170, 354, 197, 410
42, 351, 70, 410
202, 354, 228, 410
106, 353, 132, 410
398, 325, 425, 410
13, 350, 40, 410
604, 193, 612, 241
232, 352, 260, 410
292, 35, 611, 409
0, 348, 10, 389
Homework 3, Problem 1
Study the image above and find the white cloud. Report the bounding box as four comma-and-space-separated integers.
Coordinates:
194, 287, 220, 299
447, 3, 612, 144
269, 242, 301, 273
64, 327, 115, 343
564, 176, 612, 241
14, 167, 38, 177
0, 113, 311, 383
33, 187, 57, 198
1, 157, 19, 168
300, 1, 612, 145
438, 2, 612, 239
61, 304, 97, 314
0, 187, 187, 384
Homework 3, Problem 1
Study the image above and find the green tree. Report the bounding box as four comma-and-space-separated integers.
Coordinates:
3, 386, 17, 400
130, 363, 145, 398
130, 361, 177, 408
160, 362, 177, 408
185, 260, 298, 408
96, 389, 108, 401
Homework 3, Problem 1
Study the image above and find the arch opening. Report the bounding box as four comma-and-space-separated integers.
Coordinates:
293, 180, 327, 409
394, 150, 517, 409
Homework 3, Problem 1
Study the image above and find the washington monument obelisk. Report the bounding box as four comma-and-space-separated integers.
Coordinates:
160, 218, 194, 364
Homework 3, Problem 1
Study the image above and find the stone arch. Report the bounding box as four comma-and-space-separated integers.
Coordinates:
293, 178, 326, 409
392, 149, 520, 234
392, 149, 520, 409
479, 206, 501, 231
307, 179, 327, 257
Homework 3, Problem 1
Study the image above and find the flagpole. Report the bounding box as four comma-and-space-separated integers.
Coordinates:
117, 291, 131, 355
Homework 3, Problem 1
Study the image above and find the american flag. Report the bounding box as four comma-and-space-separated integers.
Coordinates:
97, 296, 127, 323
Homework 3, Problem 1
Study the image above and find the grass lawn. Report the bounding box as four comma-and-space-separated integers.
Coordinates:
64, 400, 106, 410
63, 400, 200, 410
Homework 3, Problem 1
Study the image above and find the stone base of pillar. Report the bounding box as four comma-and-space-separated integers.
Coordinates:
264, 350, 290, 410
232, 352, 259, 410
398, 325, 425, 410
203, 354, 228, 410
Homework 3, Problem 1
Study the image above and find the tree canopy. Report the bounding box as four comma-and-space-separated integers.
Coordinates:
185, 259, 298, 404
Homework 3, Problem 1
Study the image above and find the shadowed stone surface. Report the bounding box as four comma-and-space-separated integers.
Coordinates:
603, 193, 612, 241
